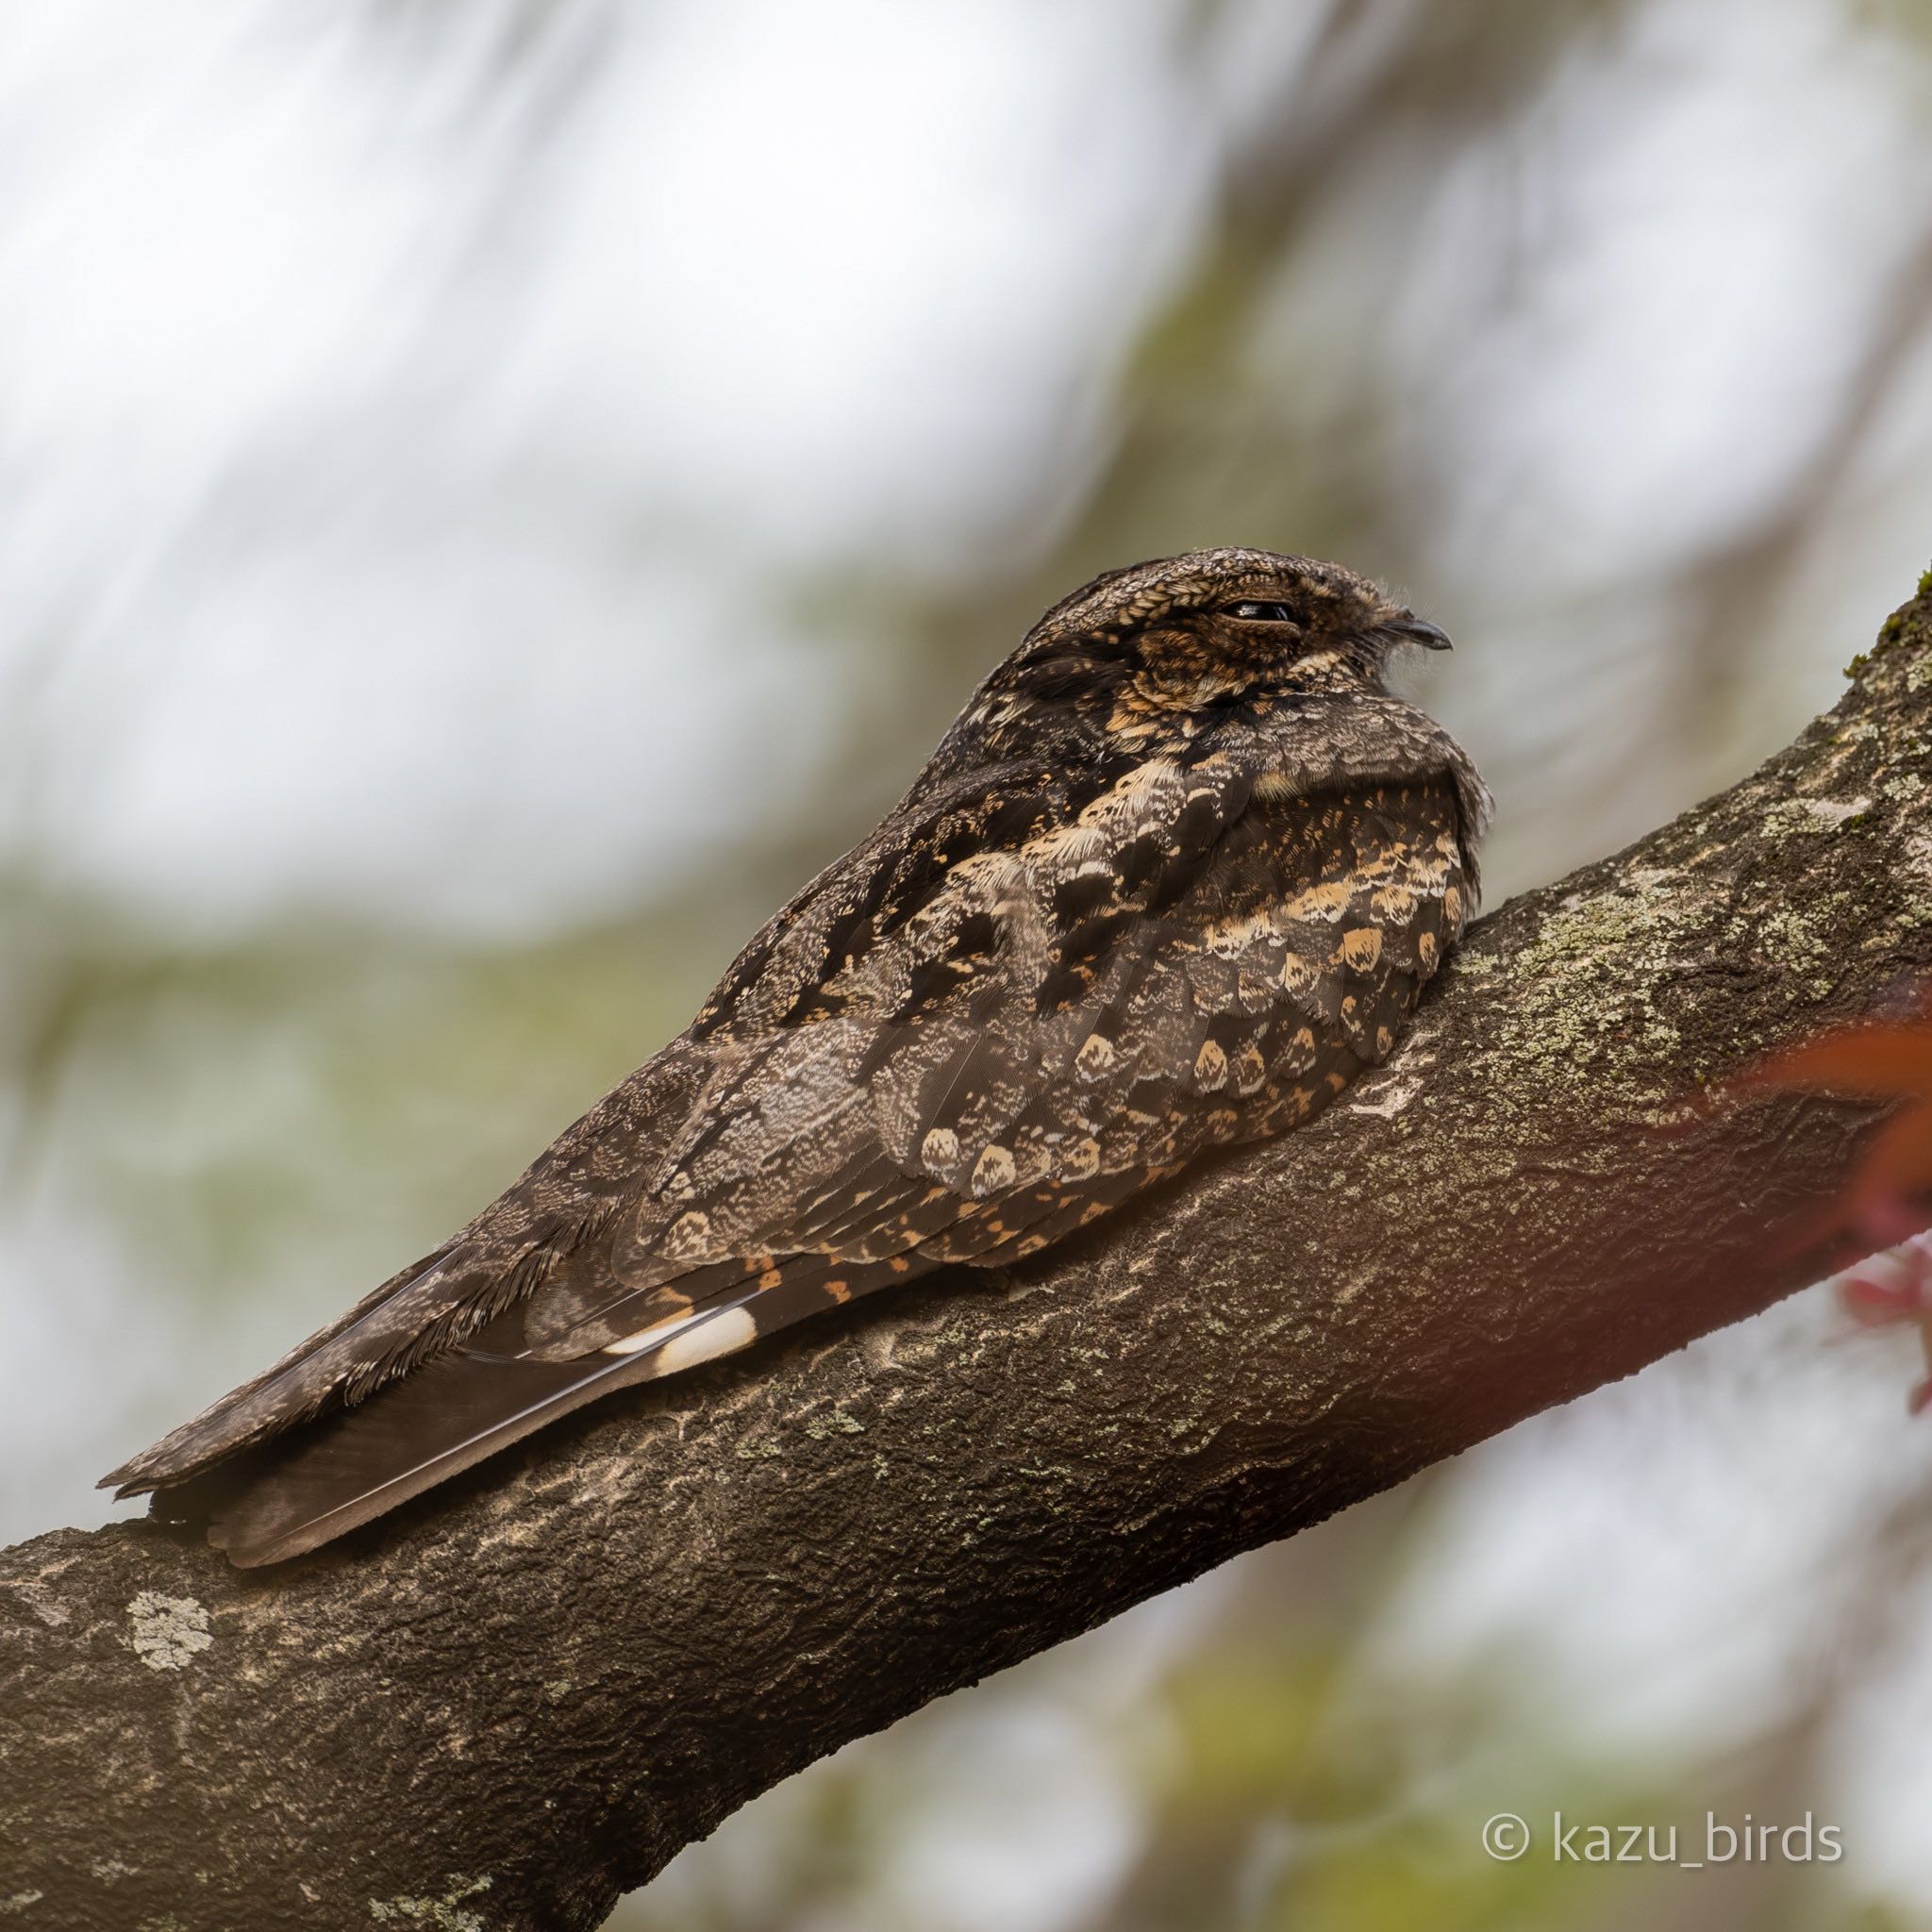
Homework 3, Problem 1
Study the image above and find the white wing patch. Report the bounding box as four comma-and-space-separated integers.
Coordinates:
600, 1303, 759, 1370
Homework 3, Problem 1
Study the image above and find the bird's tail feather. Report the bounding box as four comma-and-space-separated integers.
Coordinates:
163, 1344, 669, 1568
157, 1250, 914, 1566
102, 1241, 481, 1495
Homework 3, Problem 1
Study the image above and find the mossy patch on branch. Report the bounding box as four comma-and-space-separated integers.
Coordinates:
368, 1874, 493, 1930
1486, 876, 1691, 1105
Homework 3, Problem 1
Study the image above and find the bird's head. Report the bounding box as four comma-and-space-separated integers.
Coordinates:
952, 549, 1451, 765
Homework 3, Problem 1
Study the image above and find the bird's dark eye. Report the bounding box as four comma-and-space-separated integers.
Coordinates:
1226, 601, 1295, 623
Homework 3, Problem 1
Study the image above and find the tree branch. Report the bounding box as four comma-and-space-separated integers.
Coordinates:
6, 575, 1932, 1931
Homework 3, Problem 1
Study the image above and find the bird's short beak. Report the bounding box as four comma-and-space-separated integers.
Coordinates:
1389, 614, 1453, 651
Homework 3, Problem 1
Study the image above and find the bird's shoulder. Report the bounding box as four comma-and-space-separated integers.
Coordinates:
687, 744, 1274, 1042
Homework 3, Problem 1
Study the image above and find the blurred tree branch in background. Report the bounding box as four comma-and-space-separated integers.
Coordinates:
839, 0, 1651, 737
1666, 221, 1932, 758
4, 567, 1930, 1931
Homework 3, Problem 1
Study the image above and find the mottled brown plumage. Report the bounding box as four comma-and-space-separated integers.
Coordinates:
105, 549, 1491, 1565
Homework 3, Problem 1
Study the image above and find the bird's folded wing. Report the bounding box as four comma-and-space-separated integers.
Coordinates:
107, 758, 1467, 1534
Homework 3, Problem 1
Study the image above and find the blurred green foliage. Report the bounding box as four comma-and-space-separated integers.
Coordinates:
8, 0, 1932, 1926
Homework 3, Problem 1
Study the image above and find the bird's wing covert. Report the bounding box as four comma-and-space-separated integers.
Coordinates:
515, 756, 1469, 1360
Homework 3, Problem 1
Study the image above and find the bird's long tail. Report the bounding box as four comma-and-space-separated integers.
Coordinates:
152, 1252, 902, 1566
155, 1345, 658, 1565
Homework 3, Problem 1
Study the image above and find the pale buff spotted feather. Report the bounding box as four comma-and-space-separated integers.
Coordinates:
106, 549, 1490, 1565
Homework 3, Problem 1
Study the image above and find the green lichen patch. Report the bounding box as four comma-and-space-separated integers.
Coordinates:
1762, 795, 1869, 839
127, 1591, 212, 1673
805, 1407, 866, 1440
369, 1874, 493, 1930
1907, 830, 1932, 879
1740, 891, 1857, 1005
1487, 875, 1692, 1102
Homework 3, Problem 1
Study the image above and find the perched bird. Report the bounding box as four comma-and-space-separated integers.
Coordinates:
105, 548, 1491, 1566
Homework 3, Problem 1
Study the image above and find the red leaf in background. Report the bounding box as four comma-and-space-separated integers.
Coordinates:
1729, 1016, 1932, 1411
1730, 1021, 1932, 1245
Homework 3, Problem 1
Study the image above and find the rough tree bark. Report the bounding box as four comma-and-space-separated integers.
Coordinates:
5, 574, 1932, 1931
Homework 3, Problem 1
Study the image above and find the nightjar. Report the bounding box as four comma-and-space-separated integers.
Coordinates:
106, 549, 1491, 1565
